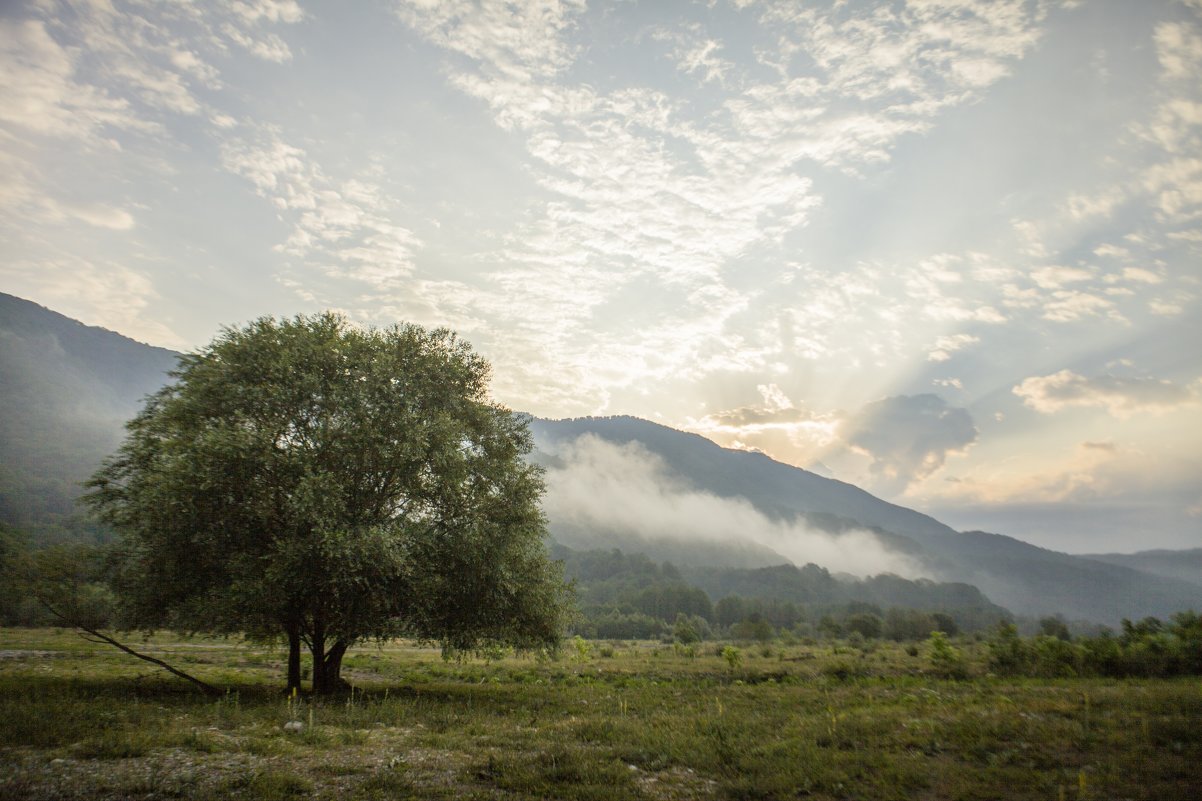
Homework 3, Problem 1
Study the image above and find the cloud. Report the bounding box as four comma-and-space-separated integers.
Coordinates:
1041, 290, 1117, 322
666, 32, 733, 86
0, 257, 185, 349
0, 18, 151, 141
1013, 370, 1199, 417
542, 435, 924, 577
0, 151, 135, 229
844, 394, 978, 494
221, 130, 422, 290
1030, 265, 1093, 290
1064, 187, 1125, 221
62, 203, 136, 230
926, 333, 979, 362
685, 384, 841, 464
387, 0, 1049, 412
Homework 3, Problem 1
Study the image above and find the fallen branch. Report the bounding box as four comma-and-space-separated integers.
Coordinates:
40, 600, 223, 697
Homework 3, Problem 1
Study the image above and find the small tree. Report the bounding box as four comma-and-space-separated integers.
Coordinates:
987, 622, 1030, 676
673, 613, 700, 645
927, 630, 967, 678
87, 313, 570, 693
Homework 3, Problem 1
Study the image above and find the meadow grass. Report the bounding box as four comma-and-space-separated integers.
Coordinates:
1, 629, 1199, 800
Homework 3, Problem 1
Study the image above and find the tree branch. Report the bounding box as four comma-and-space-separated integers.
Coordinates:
39, 600, 223, 697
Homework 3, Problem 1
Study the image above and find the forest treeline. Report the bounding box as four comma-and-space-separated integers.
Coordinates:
985, 614, 1202, 679
555, 543, 1006, 641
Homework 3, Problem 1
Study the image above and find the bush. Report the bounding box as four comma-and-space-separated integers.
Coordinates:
927, 631, 967, 679
1032, 635, 1081, 677
674, 614, 701, 645
988, 623, 1030, 676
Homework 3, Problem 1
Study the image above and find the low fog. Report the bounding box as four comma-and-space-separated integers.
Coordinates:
541, 435, 927, 579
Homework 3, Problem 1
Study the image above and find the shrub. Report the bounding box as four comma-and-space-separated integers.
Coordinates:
988, 623, 1030, 676
927, 631, 967, 679
1032, 635, 1081, 677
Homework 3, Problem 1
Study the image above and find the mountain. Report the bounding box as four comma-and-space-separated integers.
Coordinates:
0, 293, 179, 538
1081, 549, 1202, 589
529, 416, 1202, 623
2, 292, 1198, 624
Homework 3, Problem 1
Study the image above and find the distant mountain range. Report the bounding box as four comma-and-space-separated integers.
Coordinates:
2, 292, 1198, 624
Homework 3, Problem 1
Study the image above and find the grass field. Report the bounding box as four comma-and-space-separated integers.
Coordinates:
1, 628, 1199, 800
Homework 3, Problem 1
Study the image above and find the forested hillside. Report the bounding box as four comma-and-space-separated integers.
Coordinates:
0, 293, 179, 541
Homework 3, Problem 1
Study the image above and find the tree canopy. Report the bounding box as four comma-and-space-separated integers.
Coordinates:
86, 313, 569, 693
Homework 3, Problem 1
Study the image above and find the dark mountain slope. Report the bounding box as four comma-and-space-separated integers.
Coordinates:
0, 293, 179, 533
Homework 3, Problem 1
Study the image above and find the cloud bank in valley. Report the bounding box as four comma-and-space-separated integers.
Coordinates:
541, 434, 925, 579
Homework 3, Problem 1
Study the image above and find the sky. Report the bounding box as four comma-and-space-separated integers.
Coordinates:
1, 0, 1200, 554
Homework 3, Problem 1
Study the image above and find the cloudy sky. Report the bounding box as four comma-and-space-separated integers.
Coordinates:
2, 0, 1200, 553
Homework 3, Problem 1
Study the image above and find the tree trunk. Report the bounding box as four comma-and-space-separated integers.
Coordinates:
306, 617, 351, 694
285, 621, 302, 695
309, 626, 327, 693
322, 640, 350, 692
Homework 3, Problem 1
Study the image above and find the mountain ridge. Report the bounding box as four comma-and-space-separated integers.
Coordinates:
2, 293, 1197, 624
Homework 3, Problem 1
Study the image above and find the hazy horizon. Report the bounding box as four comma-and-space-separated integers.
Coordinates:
2, 0, 1200, 553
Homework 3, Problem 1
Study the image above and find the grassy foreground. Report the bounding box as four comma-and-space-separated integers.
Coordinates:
1, 629, 1199, 800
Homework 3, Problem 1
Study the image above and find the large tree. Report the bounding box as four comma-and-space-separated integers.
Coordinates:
86, 314, 569, 693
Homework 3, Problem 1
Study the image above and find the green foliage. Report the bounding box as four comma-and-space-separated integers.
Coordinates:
926, 631, 967, 679
730, 614, 775, 642
1032, 635, 1081, 677
575, 610, 662, 640
721, 645, 743, 670
570, 635, 592, 662
673, 613, 701, 645
0, 525, 32, 625
845, 612, 883, 639
84, 313, 570, 691
0, 533, 116, 628
1039, 615, 1072, 641
987, 614, 1202, 679
988, 622, 1031, 676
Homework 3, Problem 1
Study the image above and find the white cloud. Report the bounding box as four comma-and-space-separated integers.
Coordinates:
0, 18, 151, 140
225, 0, 305, 26
656, 26, 734, 86
1013, 369, 1198, 417
1121, 267, 1164, 284
543, 435, 924, 577
927, 333, 980, 362
1030, 265, 1093, 289
388, 0, 1050, 413
1065, 187, 1125, 221
221, 130, 422, 290
1041, 290, 1116, 322
0, 257, 184, 349
62, 203, 136, 230
1153, 19, 1202, 83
